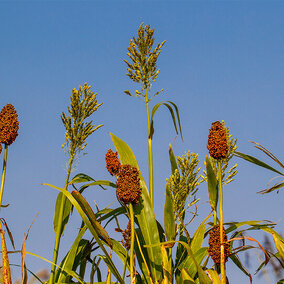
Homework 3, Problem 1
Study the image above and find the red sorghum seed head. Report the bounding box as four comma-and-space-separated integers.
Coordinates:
116, 164, 141, 205
122, 220, 131, 250
0, 143, 2, 155
105, 149, 121, 176
208, 225, 230, 265
207, 121, 228, 160
0, 104, 19, 146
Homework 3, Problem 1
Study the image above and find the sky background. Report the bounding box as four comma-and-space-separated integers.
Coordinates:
0, 1, 283, 283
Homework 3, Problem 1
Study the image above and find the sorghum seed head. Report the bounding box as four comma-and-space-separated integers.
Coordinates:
207, 121, 228, 160
122, 220, 131, 250
208, 225, 230, 265
0, 104, 19, 146
0, 143, 2, 155
105, 149, 121, 176
116, 164, 141, 205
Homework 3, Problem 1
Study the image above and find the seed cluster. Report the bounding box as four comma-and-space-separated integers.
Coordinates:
0, 104, 19, 146
207, 121, 228, 160
116, 165, 141, 205
122, 220, 131, 250
208, 225, 230, 264
0, 143, 2, 155
105, 149, 121, 176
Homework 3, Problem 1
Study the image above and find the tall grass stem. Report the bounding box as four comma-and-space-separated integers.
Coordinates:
145, 88, 154, 206
0, 144, 8, 210
218, 161, 226, 283
129, 203, 135, 283
49, 156, 74, 284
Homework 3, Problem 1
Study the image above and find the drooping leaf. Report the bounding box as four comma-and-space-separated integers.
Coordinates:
257, 181, 284, 194
225, 220, 275, 234
150, 101, 183, 141
229, 253, 252, 283
43, 183, 124, 284
72, 190, 113, 248
69, 173, 95, 184
261, 227, 284, 260
234, 151, 283, 176
110, 133, 163, 281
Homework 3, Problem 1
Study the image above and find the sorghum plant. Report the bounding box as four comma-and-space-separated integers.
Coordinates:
124, 22, 182, 205
0, 103, 19, 284
47, 83, 103, 284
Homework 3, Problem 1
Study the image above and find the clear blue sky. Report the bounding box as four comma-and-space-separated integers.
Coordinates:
1, 1, 283, 283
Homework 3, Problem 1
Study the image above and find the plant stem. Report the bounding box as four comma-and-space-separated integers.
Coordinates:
145, 88, 154, 206
49, 156, 74, 284
218, 161, 226, 284
0, 144, 8, 210
129, 203, 135, 283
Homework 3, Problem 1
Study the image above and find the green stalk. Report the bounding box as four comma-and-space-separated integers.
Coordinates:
218, 161, 226, 284
145, 87, 154, 206
129, 203, 135, 283
49, 155, 74, 284
135, 231, 153, 283
122, 250, 128, 281
214, 210, 217, 225
0, 144, 8, 210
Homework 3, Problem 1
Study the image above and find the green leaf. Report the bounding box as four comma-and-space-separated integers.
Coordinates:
205, 269, 221, 284
56, 226, 87, 282
229, 254, 252, 283
261, 227, 284, 260
225, 220, 275, 234
71, 190, 113, 248
191, 214, 211, 254
257, 181, 284, 194
205, 156, 218, 211
235, 151, 284, 176
176, 241, 211, 284
69, 173, 95, 184
81, 180, 116, 189
43, 183, 124, 284
110, 133, 163, 281
164, 144, 177, 243
53, 192, 73, 236
150, 101, 183, 141
161, 245, 172, 284
181, 268, 195, 283
134, 227, 152, 283
169, 143, 178, 173
178, 247, 208, 279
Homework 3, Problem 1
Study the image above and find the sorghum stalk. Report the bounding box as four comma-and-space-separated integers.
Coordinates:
218, 161, 226, 283
124, 23, 165, 206
145, 88, 154, 205
129, 203, 135, 283
49, 155, 74, 284
50, 83, 102, 284
0, 145, 8, 210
